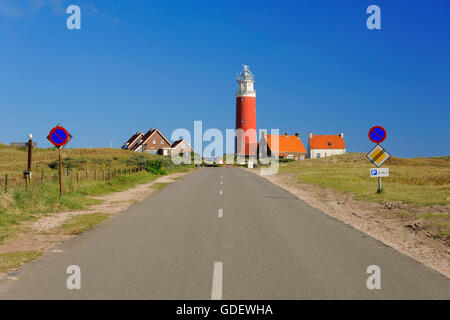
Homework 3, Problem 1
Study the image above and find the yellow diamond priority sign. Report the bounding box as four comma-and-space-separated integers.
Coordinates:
366, 144, 390, 168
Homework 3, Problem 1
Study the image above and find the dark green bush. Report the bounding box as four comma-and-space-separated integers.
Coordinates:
125, 155, 148, 167
145, 159, 166, 175
48, 157, 87, 170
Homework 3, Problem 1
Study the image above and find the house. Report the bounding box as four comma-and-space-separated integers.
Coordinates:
123, 128, 173, 155
258, 132, 307, 160
121, 132, 143, 150
308, 132, 346, 158
171, 139, 193, 156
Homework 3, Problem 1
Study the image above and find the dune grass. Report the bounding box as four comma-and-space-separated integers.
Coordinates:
279, 153, 450, 206
0, 144, 195, 244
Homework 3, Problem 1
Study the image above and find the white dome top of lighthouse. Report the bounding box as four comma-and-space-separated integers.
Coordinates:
239, 65, 254, 82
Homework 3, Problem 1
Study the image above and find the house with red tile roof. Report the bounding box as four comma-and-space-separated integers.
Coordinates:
308, 132, 346, 158
258, 132, 307, 160
171, 139, 193, 156
122, 128, 173, 155
121, 132, 144, 151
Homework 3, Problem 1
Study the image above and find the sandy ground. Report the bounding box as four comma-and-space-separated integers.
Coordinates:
250, 169, 450, 279
0, 172, 190, 261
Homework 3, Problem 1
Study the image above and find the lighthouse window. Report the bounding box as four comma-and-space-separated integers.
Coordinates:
242, 119, 244, 123
242, 97, 245, 101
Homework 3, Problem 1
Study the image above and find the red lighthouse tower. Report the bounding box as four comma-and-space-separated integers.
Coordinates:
235, 65, 257, 158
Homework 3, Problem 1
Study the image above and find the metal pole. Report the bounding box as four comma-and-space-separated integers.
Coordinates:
27, 135, 32, 172
59, 147, 63, 196
378, 177, 382, 193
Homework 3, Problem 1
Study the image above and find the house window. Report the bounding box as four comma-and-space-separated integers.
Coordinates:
300, 156, 305, 160
242, 97, 245, 101
242, 119, 245, 123
328, 142, 332, 146
317, 153, 321, 158
161, 140, 164, 144
153, 140, 156, 145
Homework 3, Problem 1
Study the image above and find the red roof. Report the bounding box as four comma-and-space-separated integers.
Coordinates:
123, 132, 143, 150
171, 139, 184, 148
266, 135, 306, 153
309, 135, 345, 149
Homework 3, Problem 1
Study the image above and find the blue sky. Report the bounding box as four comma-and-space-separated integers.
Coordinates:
0, 0, 449, 157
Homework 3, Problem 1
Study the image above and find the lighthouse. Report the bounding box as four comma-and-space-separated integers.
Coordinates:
235, 65, 257, 158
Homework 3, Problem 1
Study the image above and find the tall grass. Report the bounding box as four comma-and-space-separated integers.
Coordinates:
279, 153, 450, 206
0, 146, 195, 233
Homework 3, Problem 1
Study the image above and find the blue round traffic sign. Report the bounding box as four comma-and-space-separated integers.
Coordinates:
48, 126, 70, 147
368, 126, 386, 144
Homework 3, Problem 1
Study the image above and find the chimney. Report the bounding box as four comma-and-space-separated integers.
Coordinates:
340, 132, 344, 138
295, 133, 299, 138
308, 132, 313, 139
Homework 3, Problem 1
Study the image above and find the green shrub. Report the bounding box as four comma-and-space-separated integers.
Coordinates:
48, 157, 87, 170
125, 155, 149, 167
145, 159, 166, 174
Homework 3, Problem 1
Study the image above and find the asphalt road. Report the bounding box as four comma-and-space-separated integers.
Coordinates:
0, 167, 449, 299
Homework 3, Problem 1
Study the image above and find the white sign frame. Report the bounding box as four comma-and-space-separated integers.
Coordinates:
370, 168, 389, 177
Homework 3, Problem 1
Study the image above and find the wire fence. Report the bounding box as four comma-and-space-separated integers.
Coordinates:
2, 165, 147, 192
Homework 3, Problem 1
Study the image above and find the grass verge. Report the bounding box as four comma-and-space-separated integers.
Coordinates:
278, 153, 450, 206
59, 213, 110, 235
0, 251, 43, 273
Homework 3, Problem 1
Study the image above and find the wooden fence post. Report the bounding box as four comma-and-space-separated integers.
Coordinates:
77, 171, 79, 182
95, 170, 97, 181
108, 168, 111, 180
4, 174, 7, 192
86, 170, 89, 180
102, 170, 105, 181
41, 170, 44, 183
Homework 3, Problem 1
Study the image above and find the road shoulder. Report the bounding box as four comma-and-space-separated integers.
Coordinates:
248, 168, 450, 279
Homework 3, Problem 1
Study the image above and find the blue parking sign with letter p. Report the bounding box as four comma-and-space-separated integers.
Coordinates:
371, 169, 377, 176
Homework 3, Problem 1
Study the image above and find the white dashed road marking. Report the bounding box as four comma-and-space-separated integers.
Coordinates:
211, 262, 223, 300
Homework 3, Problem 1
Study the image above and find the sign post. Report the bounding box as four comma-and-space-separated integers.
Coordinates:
21, 134, 34, 190
366, 126, 389, 193
47, 125, 72, 197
